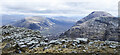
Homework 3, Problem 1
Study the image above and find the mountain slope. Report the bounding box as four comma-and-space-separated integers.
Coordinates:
60, 11, 119, 41
11, 16, 75, 36
12, 16, 55, 30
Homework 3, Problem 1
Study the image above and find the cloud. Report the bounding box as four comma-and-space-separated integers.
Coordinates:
0, 0, 119, 17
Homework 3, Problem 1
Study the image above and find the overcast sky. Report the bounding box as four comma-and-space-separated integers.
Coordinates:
0, 0, 119, 17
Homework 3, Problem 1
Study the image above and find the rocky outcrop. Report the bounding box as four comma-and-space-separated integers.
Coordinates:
60, 11, 119, 41
0, 25, 46, 53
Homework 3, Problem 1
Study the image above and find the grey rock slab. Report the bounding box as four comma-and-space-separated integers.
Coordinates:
49, 40, 58, 44
18, 42, 25, 45
20, 45, 27, 48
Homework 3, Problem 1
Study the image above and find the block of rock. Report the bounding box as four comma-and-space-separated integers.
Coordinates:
73, 40, 80, 44
44, 38, 48, 42
37, 36, 42, 38
61, 39, 66, 43
27, 41, 34, 46
77, 45, 83, 48
76, 38, 89, 44
40, 42, 48, 46
49, 40, 58, 45
72, 43, 76, 46
76, 38, 88, 42
18, 42, 25, 45
109, 45, 116, 48
20, 45, 27, 48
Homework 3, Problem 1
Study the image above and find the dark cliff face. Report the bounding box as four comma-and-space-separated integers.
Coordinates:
60, 11, 119, 41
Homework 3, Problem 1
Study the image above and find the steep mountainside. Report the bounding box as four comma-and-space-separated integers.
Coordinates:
60, 11, 119, 41
11, 16, 75, 36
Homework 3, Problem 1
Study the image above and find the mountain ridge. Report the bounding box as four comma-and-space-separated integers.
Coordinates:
60, 11, 119, 41
11, 16, 75, 36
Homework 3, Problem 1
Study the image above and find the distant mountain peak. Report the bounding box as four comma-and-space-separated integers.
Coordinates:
76, 11, 113, 25
90, 11, 113, 16
12, 16, 55, 31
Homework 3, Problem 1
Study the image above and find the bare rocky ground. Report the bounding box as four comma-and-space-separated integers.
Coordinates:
0, 25, 120, 55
